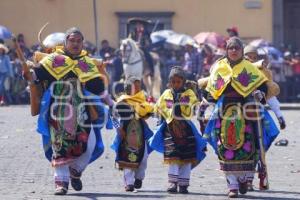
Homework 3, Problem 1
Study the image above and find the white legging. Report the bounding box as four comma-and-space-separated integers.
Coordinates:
54, 128, 96, 183
225, 172, 254, 190
123, 145, 149, 186
267, 96, 283, 119
168, 163, 192, 186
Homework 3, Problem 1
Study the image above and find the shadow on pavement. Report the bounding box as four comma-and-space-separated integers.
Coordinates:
68, 192, 166, 199
259, 190, 300, 196
243, 195, 300, 200
68, 190, 230, 199
137, 190, 228, 197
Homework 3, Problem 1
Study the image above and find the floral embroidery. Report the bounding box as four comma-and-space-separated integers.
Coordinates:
245, 124, 252, 133
52, 55, 67, 68
77, 59, 93, 73
69, 144, 83, 156
214, 74, 225, 90
165, 99, 173, 109
215, 119, 221, 128
77, 132, 89, 143
224, 149, 234, 160
180, 96, 190, 104
242, 141, 252, 152
234, 68, 259, 87
128, 152, 138, 162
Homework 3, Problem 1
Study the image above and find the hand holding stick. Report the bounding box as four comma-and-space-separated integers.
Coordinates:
254, 99, 269, 190
12, 35, 41, 116
12, 36, 32, 81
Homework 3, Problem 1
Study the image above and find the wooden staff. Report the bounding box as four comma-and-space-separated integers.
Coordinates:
12, 36, 30, 77
12, 36, 41, 116
255, 99, 269, 190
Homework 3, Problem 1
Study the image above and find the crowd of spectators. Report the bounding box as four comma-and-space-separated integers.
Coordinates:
1, 29, 300, 106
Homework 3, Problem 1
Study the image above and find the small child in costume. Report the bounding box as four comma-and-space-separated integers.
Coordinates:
111, 76, 154, 192
150, 66, 206, 194
244, 45, 286, 130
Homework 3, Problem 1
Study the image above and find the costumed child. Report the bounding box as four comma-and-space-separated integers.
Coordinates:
150, 66, 206, 194
111, 76, 154, 192
244, 44, 286, 130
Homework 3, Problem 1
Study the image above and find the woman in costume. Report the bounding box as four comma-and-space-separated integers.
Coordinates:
111, 76, 154, 192
150, 66, 206, 194
204, 37, 279, 198
23, 27, 113, 195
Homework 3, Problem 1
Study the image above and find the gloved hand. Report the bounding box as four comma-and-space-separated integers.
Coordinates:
252, 90, 265, 102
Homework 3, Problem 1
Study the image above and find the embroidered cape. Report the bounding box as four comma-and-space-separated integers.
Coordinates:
154, 89, 198, 124
206, 58, 268, 100
40, 47, 101, 83
117, 91, 154, 118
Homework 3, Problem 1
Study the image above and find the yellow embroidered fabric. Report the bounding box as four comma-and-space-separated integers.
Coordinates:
40, 47, 100, 83
118, 91, 154, 118
206, 58, 268, 100
155, 89, 198, 124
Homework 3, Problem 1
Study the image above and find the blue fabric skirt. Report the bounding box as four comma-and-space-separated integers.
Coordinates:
149, 120, 207, 168
37, 88, 111, 163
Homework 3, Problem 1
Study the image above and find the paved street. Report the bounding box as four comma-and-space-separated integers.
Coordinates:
0, 105, 299, 200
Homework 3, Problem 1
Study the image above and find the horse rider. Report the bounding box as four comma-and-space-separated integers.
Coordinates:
128, 18, 154, 77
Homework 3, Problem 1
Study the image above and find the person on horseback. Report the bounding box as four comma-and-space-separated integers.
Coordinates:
128, 18, 154, 77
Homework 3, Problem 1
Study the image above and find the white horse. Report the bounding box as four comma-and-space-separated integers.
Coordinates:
120, 38, 161, 99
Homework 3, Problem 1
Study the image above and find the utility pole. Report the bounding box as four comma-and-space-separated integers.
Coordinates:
93, 0, 99, 56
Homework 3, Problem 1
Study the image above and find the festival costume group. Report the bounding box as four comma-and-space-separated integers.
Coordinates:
24, 28, 280, 198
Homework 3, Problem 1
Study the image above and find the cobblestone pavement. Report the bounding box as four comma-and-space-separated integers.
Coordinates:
0, 105, 299, 200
